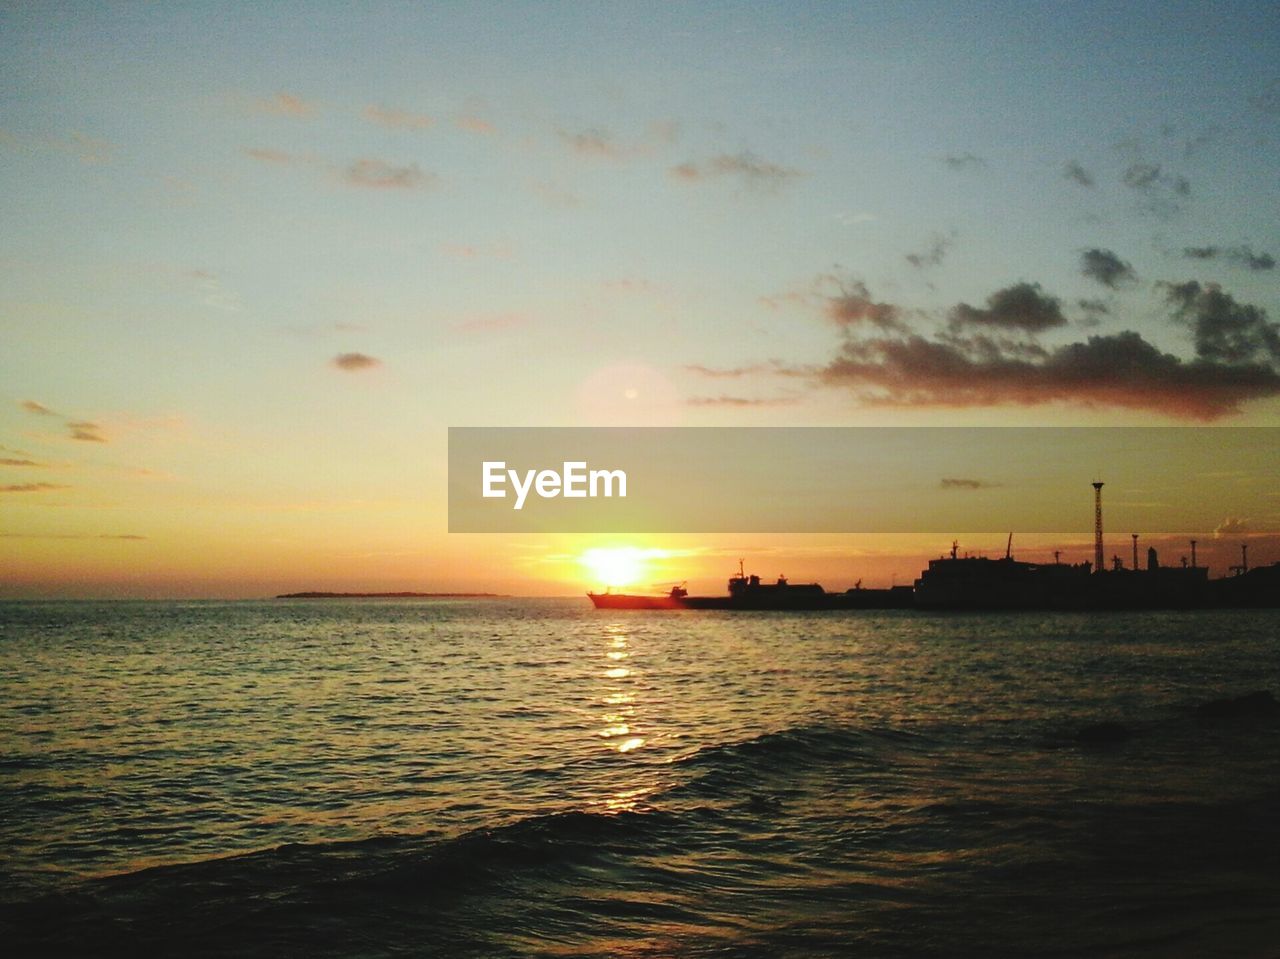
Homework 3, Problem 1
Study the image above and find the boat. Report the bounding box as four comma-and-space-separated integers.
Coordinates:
587, 563, 914, 611
586, 584, 688, 609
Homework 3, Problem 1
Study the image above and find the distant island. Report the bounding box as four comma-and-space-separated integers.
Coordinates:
275, 591, 507, 599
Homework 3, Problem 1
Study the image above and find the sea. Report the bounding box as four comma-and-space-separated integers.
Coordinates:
1, 598, 1278, 957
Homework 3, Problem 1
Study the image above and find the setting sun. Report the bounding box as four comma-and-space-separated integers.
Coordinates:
579, 547, 667, 588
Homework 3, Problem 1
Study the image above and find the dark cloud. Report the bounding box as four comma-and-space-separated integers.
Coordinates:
0, 458, 44, 467
1063, 161, 1095, 187
332, 352, 382, 371
905, 234, 952, 270
942, 153, 985, 171
21, 400, 56, 415
829, 281, 905, 332
1182, 245, 1275, 271
1, 482, 70, 493
66, 421, 106, 443
1163, 281, 1280, 365
669, 152, 801, 188
1080, 248, 1137, 289
950, 282, 1066, 332
821, 329, 1280, 420
941, 478, 998, 490
344, 159, 433, 189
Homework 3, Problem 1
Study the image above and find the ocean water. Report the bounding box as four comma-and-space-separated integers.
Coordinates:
1, 599, 1278, 957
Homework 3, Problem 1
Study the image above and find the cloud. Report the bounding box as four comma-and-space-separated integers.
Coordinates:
1122, 163, 1162, 189
1063, 161, 1095, 187
0, 458, 45, 467
942, 153, 985, 171
941, 478, 999, 490
905, 233, 953, 270
1, 482, 70, 493
1215, 517, 1250, 537
254, 92, 314, 117
363, 105, 433, 130
558, 128, 628, 160
331, 352, 382, 371
1182, 245, 1275, 271
20, 400, 56, 415
669, 151, 802, 189
66, 421, 106, 443
950, 282, 1066, 332
828, 280, 906, 332
344, 159, 433, 189
1121, 162, 1191, 214
1163, 281, 1280, 365
1080, 248, 1137, 289
686, 394, 800, 407
683, 361, 804, 379
244, 147, 302, 165
822, 329, 1280, 419
455, 115, 495, 135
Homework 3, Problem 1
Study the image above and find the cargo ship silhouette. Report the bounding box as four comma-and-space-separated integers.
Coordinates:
587, 484, 1280, 611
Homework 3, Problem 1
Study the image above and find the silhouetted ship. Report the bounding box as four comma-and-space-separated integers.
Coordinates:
588, 477, 1280, 612
587, 563, 914, 611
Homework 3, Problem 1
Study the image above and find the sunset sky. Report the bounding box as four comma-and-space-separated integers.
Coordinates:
3, 2, 1279, 597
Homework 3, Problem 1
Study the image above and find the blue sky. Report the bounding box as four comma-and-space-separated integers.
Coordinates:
2, 1, 1279, 593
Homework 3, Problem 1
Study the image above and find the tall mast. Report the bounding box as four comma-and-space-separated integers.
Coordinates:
1092, 482, 1104, 574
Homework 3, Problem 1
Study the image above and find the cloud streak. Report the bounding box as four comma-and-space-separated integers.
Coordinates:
670, 151, 801, 189
1, 482, 70, 493
331, 353, 382, 371
344, 159, 434, 189
1182, 245, 1275, 271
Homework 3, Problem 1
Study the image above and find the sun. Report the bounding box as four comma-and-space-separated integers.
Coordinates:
579, 547, 662, 588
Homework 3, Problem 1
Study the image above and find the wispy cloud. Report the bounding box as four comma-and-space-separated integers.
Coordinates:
557, 121, 677, 161
20, 400, 56, 416
1, 482, 71, 493
254, 92, 314, 117
344, 158, 434, 189
941, 478, 999, 490
363, 105, 433, 130
686, 394, 800, 407
0, 457, 47, 467
670, 151, 802, 189
66, 421, 107, 443
1182, 245, 1275, 271
243, 147, 304, 165
455, 115, 495, 135
331, 352, 382, 371
942, 153, 986, 171
905, 233, 953, 270
1063, 160, 1095, 187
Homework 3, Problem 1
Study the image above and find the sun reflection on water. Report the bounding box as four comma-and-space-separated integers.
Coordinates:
598, 623, 646, 755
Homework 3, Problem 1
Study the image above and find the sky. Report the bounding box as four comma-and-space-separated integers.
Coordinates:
2, 1, 1279, 597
